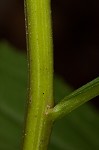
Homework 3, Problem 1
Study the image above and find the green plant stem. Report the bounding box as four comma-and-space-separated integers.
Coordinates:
48, 77, 99, 121
23, 0, 54, 150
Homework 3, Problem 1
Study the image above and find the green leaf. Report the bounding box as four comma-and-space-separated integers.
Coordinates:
0, 42, 27, 150
49, 103, 99, 150
0, 41, 99, 150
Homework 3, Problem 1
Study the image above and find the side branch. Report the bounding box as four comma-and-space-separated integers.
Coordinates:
48, 77, 99, 121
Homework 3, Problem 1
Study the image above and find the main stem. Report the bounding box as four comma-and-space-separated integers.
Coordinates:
23, 0, 54, 150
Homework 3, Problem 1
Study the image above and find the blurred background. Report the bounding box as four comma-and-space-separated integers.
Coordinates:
0, 0, 99, 107
0, 1, 99, 149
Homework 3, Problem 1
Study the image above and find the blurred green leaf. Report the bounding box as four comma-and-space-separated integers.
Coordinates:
0, 41, 99, 150
0, 42, 27, 150
49, 101, 99, 150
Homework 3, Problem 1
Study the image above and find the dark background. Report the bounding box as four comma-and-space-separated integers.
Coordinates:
0, 0, 99, 107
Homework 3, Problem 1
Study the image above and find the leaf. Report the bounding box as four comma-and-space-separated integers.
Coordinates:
0, 41, 99, 150
49, 104, 99, 150
0, 42, 27, 150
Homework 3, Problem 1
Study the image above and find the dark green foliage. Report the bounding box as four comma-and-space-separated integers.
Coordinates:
0, 41, 99, 150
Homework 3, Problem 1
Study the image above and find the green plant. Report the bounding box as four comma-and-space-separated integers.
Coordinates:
0, 0, 99, 150
22, 0, 99, 150
0, 42, 99, 150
